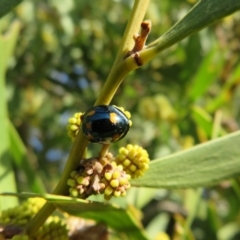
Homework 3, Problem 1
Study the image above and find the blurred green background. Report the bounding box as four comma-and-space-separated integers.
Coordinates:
1, 0, 240, 239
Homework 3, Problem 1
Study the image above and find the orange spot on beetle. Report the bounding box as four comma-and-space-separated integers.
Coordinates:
86, 110, 96, 117
87, 133, 94, 140
86, 122, 92, 130
109, 112, 118, 124
112, 134, 120, 141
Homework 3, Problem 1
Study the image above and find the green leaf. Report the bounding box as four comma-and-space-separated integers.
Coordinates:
218, 222, 240, 240
183, 189, 203, 238
0, 21, 20, 71
131, 131, 240, 188
140, 0, 240, 64
206, 62, 240, 112
8, 120, 46, 193
188, 46, 225, 101
0, 193, 150, 240
0, 20, 20, 210
59, 202, 148, 240
0, 118, 17, 211
0, 0, 23, 19
191, 106, 213, 139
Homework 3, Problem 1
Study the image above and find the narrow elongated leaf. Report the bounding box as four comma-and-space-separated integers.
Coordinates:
153, 0, 240, 50
8, 120, 46, 193
0, 20, 20, 210
191, 106, 213, 139
58, 201, 148, 240
0, 0, 23, 19
131, 131, 240, 188
207, 63, 240, 112
0, 193, 150, 240
139, 0, 240, 65
188, 47, 224, 101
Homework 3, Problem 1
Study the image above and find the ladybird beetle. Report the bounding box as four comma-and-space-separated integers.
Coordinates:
81, 105, 130, 144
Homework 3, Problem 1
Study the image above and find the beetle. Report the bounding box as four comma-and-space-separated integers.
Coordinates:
81, 105, 130, 144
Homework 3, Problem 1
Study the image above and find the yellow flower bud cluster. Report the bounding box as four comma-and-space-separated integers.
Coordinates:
101, 162, 131, 200
0, 198, 46, 227
66, 112, 83, 141
114, 106, 132, 127
67, 153, 132, 200
0, 198, 67, 239
10, 216, 69, 240
34, 216, 68, 240
67, 158, 105, 198
115, 144, 150, 178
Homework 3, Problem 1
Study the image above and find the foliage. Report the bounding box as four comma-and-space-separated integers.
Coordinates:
1, 0, 240, 239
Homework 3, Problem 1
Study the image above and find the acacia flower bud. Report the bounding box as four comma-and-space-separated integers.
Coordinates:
115, 144, 150, 178
101, 163, 131, 200
67, 157, 105, 198
66, 112, 84, 141
113, 105, 132, 127
35, 216, 68, 240
0, 198, 46, 227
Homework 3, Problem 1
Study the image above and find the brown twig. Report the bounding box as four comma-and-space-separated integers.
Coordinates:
125, 20, 152, 66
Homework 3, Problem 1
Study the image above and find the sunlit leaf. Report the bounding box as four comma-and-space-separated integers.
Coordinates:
0, 193, 150, 240
188, 47, 225, 101
8, 120, 46, 193
207, 63, 240, 112
140, 0, 240, 64
131, 131, 240, 188
0, 0, 23, 19
0, 20, 20, 210
191, 106, 213, 139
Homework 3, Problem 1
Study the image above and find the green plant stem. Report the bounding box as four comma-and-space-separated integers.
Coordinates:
95, 0, 150, 105
26, 0, 150, 236
94, 61, 135, 105
114, 0, 150, 64
26, 133, 88, 236
99, 144, 110, 159
125, 0, 240, 69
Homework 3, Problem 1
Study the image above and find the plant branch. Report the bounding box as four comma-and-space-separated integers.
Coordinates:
26, 133, 88, 236
26, 0, 150, 236
95, 0, 150, 105
115, 0, 150, 64
125, 0, 240, 68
